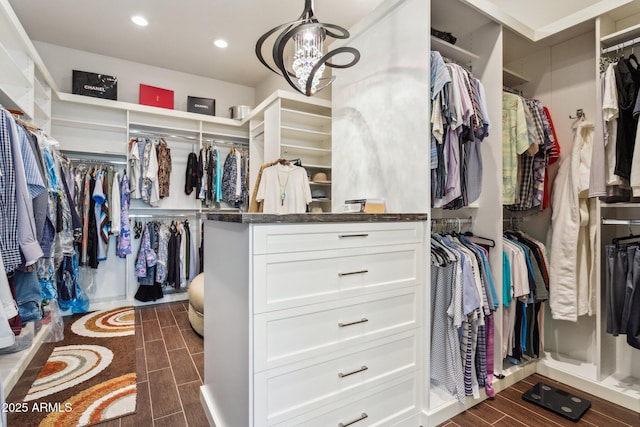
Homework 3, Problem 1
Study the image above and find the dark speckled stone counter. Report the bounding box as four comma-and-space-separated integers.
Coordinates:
205, 212, 428, 223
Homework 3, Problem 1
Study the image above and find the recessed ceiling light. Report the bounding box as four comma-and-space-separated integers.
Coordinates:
131, 15, 148, 27
213, 39, 228, 48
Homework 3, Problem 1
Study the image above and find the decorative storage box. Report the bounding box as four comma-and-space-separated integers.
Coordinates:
187, 96, 215, 116
139, 84, 174, 109
72, 70, 117, 100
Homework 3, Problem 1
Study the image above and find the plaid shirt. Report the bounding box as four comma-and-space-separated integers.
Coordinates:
0, 109, 21, 273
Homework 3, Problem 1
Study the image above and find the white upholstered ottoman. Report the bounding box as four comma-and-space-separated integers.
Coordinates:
188, 273, 204, 336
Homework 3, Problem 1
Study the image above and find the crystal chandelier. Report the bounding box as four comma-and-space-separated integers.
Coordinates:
255, 0, 360, 96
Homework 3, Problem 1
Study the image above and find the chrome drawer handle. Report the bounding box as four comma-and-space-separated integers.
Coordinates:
338, 318, 368, 328
338, 233, 369, 238
338, 365, 368, 378
338, 270, 368, 277
339, 412, 368, 427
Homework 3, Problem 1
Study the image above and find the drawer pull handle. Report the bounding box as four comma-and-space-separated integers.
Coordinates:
338, 318, 368, 328
338, 412, 368, 427
338, 233, 369, 238
338, 270, 368, 277
338, 365, 368, 378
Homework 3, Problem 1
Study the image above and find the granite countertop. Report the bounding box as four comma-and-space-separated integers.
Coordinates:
205, 212, 428, 224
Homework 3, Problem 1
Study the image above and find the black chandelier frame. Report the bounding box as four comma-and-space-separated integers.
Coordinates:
255, 0, 360, 96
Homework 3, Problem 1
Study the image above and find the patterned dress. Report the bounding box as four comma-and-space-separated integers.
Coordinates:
156, 139, 172, 198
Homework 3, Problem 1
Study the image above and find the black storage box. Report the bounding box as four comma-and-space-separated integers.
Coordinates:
72, 70, 118, 100
187, 96, 215, 116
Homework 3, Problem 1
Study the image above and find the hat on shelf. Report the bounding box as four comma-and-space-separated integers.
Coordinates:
310, 207, 323, 213
311, 172, 331, 183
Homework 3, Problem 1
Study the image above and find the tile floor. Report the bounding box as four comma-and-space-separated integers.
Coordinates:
439, 373, 640, 427
7, 300, 208, 427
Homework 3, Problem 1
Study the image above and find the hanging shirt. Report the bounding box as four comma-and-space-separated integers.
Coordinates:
502, 92, 531, 205
256, 164, 312, 214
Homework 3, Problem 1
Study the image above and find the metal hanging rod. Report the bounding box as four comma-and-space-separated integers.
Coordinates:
129, 129, 249, 147
602, 37, 640, 55
431, 217, 473, 233
129, 213, 197, 219
67, 157, 128, 165
601, 218, 640, 226
129, 130, 198, 141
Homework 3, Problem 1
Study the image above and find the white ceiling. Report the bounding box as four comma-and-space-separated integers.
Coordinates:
8, 0, 386, 88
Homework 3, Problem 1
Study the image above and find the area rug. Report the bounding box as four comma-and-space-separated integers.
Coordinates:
8, 307, 136, 427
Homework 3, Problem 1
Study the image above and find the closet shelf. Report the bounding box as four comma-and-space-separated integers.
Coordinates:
55, 92, 243, 127
600, 202, 640, 208
282, 126, 331, 142
0, 44, 32, 88
503, 67, 529, 87
430, 35, 479, 65
52, 117, 127, 132
129, 121, 200, 137
600, 23, 640, 47
302, 163, 331, 170
280, 144, 332, 155
281, 108, 331, 127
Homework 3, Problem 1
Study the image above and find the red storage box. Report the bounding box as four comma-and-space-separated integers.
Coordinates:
139, 84, 174, 109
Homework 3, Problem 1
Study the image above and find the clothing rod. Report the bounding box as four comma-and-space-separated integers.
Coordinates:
130, 129, 249, 146
601, 218, 640, 226
129, 130, 197, 142
602, 37, 640, 54
67, 157, 128, 165
431, 217, 473, 223
128, 214, 196, 219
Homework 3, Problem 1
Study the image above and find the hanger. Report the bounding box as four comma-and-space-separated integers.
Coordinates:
463, 231, 496, 248
612, 224, 640, 247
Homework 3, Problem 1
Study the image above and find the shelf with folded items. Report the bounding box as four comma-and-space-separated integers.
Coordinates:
430, 35, 479, 65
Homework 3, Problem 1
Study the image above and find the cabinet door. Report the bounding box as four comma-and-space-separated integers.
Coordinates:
253, 222, 424, 254
254, 286, 420, 371
273, 374, 419, 427
253, 243, 419, 313
254, 331, 419, 426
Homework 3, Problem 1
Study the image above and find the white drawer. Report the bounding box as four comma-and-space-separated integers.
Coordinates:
253, 222, 424, 255
275, 374, 419, 427
255, 331, 419, 426
253, 244, 419, 313
254, 287, 420, 371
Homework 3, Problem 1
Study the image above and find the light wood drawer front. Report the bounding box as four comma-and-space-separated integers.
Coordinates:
255, 332, 418, 426
254, 287, 419, 372
253, 222, 423, 254
274, 374, 419, 427
253, 244, 418, 313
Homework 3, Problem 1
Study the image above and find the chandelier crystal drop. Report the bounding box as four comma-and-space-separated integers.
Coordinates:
255, 0, 360, 96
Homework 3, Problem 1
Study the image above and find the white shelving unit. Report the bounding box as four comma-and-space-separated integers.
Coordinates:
247, 90, 333, 212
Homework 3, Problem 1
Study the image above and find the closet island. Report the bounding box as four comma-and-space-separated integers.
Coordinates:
201, 212, 428, 427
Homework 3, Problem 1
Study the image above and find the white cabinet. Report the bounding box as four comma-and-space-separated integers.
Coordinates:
249, 90, 333, 212
0, 0, 51, 128
201, 218, 426, 427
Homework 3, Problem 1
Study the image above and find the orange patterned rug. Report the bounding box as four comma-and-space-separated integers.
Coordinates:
8, 307, 136, 427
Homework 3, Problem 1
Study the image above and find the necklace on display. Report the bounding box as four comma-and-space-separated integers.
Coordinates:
277, 166, 291, 206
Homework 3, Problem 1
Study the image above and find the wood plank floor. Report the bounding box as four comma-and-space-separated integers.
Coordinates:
440, 373, 640, 427
7, 301, 208, 427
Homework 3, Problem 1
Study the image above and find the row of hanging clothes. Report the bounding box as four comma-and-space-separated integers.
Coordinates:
602, 220, 640, 350
501, 222, 549, 366
0, 106, 88, 355
128, 137, 172, 207
590, 45, 640, 202
502, 88, 561, 213
430, 218, 498, 403
430, 51, 491, 209
185, 144, 248, 210
133, 217, 201, 303
71, 160, 132, 268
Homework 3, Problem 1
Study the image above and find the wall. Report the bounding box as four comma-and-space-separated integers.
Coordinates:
254, 72, 331, 105
33, 41, 256, 118
331, 0, 429, 213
